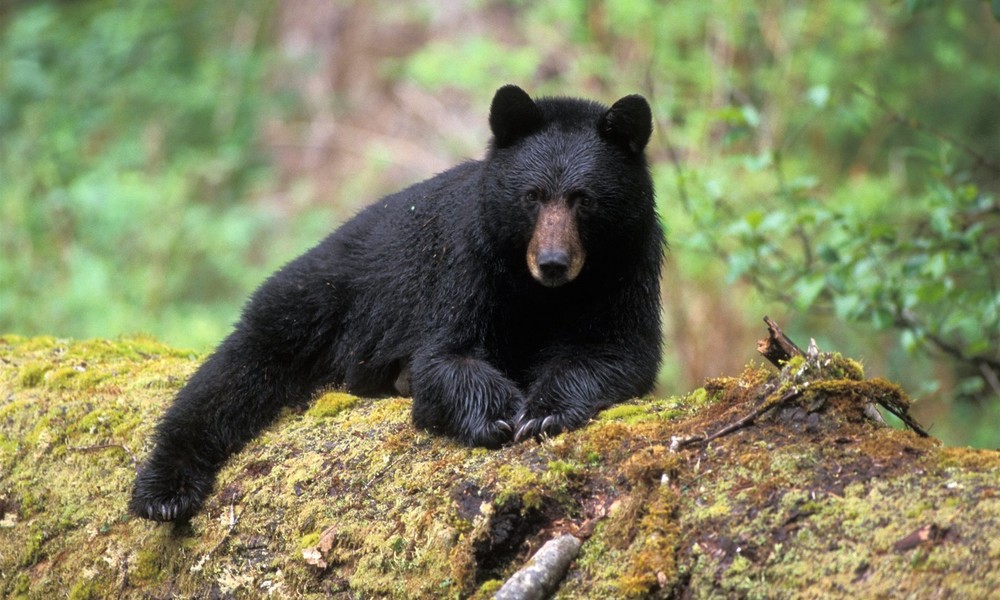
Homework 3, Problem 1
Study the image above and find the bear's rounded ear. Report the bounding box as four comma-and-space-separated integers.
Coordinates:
598, 94, 653, 154
489, 85, 544, 149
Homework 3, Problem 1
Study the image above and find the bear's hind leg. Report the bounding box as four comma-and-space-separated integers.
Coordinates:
129, 337, 314, 521
131, 251, 344, 521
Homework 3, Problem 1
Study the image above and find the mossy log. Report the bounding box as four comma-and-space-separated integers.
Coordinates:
1, 335, 998, 599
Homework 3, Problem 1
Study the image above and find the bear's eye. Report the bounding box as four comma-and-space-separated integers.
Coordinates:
568, 191, 591, 209
523, 190, 541, 205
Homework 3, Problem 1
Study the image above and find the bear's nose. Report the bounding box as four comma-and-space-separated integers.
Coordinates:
537, 249, 569, 282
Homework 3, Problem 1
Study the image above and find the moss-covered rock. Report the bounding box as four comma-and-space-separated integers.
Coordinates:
1, 335, 997, 598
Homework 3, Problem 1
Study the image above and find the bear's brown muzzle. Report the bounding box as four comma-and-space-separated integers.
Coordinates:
527, 199, 585, 287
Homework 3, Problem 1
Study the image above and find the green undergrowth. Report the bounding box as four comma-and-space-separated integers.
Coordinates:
1, 336, 997, 598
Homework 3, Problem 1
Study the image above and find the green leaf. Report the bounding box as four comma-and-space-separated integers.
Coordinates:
833, 294, 864, 320
744, 210, 764, 230
742, 152, 773, 172
817, 244, 840, 263
924, 253, 948, 278
806, 85, 830, 108
794, 275, 827, 311
786, 176, 819, 192
741, 104, 761, 128
872, 308, 895, 330
726, 253, 754, 284
901, 329, 923, 354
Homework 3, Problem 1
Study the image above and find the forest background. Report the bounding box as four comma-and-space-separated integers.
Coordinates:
1, 0, 998, 447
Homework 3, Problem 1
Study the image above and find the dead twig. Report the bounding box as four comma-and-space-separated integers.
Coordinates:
671, 387, 805, 451
68, 443, 138, 471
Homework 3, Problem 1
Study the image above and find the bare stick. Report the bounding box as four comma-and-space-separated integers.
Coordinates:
671, 388, 804, 451
757, 316, 805, 368
495, 534, 582, 600
68, 443, 138, 471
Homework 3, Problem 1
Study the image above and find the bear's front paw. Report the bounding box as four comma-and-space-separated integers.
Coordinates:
464, 417, 515, 449
129, 463, 214, 522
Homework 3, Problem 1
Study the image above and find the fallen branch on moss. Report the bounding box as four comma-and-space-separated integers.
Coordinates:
67, 443, 139, 471
673, 317, 929, 451
494, 534, 582, 600
670, 386, 805, 452
756, 317, 930, 438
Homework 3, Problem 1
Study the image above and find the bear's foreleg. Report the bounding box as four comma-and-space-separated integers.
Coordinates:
409, 352, 521, 448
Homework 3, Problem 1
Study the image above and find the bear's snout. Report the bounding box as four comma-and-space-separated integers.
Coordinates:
527, 200, 585, 287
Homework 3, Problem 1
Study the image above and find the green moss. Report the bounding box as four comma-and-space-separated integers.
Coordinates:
45, 365, 82, 388
684, 387, 710, 406
11, 574, 30, 597
783, 354, 806, 373
5, 335, 57, 352
615, 485, 681, 597
829, 354, 865, 380
778, 352, 864, 386
67, 578, 103, 600
20, 526, 46, 567
545, 459, 581, 479
307, 391, 361, 419
598, 403, 650, 423
495, 463, 541, 493
15, 361, 51, 388
133, 547, 168, 583
1, 336, 998, 598
474, 579, 503, 597
700, 497, 732, 520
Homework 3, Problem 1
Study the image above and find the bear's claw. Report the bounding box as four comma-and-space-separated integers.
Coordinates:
130, 491, 201, 523
513, 413, 566, 442
129, 462, 213, 522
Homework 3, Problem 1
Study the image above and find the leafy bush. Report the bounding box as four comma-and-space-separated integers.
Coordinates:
692, 119, 1000, 406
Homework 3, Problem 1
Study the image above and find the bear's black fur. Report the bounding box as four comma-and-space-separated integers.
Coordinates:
130, 85, 664, 522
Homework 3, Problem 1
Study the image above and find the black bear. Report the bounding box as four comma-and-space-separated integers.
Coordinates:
130, 85, 664, 522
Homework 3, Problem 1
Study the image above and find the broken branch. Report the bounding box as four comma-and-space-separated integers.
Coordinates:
757, 315, 805, 368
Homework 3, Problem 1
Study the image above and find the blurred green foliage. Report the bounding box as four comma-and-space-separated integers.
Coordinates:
0, 0, 291, 348
1, 0, 998, 445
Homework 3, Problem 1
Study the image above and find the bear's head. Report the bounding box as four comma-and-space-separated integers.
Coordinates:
484, 85, 655, 288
